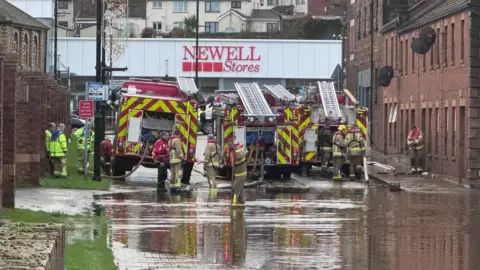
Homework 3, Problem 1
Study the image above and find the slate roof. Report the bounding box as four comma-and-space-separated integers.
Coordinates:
0, 0, 48, 29
250, 9, 281, 20
398, 0, 468, 33
272, 5, 294, 16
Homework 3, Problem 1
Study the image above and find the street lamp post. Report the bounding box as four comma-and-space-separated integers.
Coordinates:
195, 0, 200, 86
54, 0, 58, 79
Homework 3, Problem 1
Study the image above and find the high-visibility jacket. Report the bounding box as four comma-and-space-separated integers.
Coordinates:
204, 139, 222, 167
233, 144, 247, 178
152, 138, 169, 163
345, 127, 365, 156
74, 127, 94, 150
49, 130, 67, 157
45, 130, 52, 152
407, 128, 424, 150
332, 131, 346, 157
168, 135, 184, 164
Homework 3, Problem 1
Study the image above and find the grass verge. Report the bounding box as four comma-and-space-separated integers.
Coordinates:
2, 208, 116, 270
40, 139, 111, 191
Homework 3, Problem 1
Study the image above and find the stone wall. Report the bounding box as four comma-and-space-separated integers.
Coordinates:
0, 52, 69, 208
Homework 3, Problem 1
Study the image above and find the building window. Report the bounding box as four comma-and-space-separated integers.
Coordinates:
395, 36, 398, 70
173, 0, 187, 12
461, 20, 465, 61
349, 19, 355, 53
451, 23, 455, 64
452, 106, 456, 157
12, 31, 19, 53
384, 39, 388, 64
412, 38, 415, 72
205, 0, 220, 12
357, 10, 361, 39
399, 40, 403, 74
152, 22, 162, 31
231, 1, 241, 8
32, 35, 38, 67
152, 1, 162, 8
422, 54, 426, 71
205, 22, 219, 33
296, 0, 305, 4
173, 21, 184, 29
58, 1, 68, 9
22, 33, 28, 66
267, 23, 279, 32
436, 28, 440, 66
444, 107, 448, 156
363, 7, 367, 37
443, 25, 448, 65
390, 37, 393, 67
59, 21, 68, 27
430, 43, 434, 69
267, 0, 279, 5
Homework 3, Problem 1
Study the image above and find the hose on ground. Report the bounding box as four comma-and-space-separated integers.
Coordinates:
86, 143, 151, 179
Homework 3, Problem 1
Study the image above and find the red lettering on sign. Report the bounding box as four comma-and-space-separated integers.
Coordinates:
182, 45, 261, 73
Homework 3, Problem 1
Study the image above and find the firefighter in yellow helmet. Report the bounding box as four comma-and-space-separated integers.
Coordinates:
345, 125, 366, 181
228, 137, 247, 207
203, 134, 222, 190
49, 124, 68, 178
332, 124, 348, 181
168, 129, 185, 188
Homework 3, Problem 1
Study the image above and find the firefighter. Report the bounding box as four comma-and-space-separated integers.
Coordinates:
152, 131, 170, 190
318, 123, 333, 168
49, 124, 68, 178
203, 134, 222, 190
45, 122, 56, 176
74, 124, 95, 174
168, 129, 184, 188
228, 137, 247, 207
100, 138, 114, 176
332, 125, 348, 181
345, 125, 365, 181
407, 125, 425, 174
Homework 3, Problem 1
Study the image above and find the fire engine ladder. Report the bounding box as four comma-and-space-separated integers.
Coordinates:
317, 81, 342, 119
234, 82, 275, 117
176, 77, 199, 95
263, 84, 296, 102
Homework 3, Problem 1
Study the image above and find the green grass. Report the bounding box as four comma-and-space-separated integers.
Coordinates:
40, 139, 111, 191
2, 208, 116, 270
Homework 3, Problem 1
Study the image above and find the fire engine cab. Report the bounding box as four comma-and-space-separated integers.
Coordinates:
113, 77, 199, 183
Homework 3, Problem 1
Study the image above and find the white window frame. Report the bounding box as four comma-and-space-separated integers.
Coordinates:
173, 0, 188, 12
152, 0, 162, 8
152, 22, 162, 31
173, 21, 184, 29
205, 22, 219, 33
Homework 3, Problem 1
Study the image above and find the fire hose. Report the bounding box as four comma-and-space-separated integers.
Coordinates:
85, 143, 151, 179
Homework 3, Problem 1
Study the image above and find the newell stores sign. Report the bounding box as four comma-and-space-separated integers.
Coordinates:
57, 38, 342, 79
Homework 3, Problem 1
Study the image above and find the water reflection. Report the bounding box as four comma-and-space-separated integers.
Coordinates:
228, 208, 246, 266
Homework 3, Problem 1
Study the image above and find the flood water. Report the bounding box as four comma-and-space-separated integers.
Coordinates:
93, 183, 480, 270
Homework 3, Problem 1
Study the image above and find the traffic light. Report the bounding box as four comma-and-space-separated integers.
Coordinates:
377, 66, 394, 87
411, 26, 436, 54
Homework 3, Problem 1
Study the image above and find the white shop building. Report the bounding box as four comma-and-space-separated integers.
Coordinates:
58, 38, 342, 92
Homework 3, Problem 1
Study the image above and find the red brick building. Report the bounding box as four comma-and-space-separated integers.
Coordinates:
346, 0, 480, 182
0, 0, 69, 209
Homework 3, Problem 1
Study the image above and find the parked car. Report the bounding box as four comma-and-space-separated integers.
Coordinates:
71, 113, 86, 129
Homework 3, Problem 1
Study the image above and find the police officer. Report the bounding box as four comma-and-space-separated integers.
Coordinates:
228, 137, 247, 207
45, 122, 56, 176
203, 134, 222, 190
49, 124, 68, 178
168, 129, 184, 188
332, 125, 347, 181
74, 124, 95, 174
345, 125, 365, 181
318, 123, 333, 168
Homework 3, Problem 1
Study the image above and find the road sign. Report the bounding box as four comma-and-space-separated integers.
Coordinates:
79, 100, 94, 119
87, 81, 105, 101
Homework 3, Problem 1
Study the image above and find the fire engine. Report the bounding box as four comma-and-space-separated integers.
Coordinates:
112, 77, 199, 183
212, 81, 369, 180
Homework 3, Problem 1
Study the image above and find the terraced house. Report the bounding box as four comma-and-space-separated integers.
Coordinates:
346, 0, 480, 183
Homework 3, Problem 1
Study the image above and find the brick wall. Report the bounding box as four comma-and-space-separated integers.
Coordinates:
1, 52, 69, 208
378, 11, 470, 180
468, 12, 480, 182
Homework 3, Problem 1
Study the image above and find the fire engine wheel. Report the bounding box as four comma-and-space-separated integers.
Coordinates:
202, 123, 213, 135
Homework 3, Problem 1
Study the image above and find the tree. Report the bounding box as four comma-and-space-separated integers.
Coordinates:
183, 15, 197, 37
141, 27, 155, 38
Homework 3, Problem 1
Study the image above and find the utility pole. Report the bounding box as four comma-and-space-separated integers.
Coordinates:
369, 0, 375, 145
93, 0, 103, 181
54, 0, 58, 79
195, 0, 200, 86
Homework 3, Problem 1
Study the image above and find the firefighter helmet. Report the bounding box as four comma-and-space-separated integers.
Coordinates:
338, 125, 347, 132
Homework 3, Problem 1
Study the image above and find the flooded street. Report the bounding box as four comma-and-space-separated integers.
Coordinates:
91, 136, 480, 269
